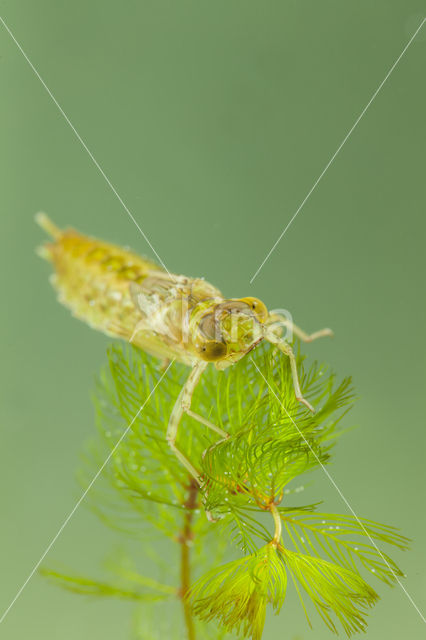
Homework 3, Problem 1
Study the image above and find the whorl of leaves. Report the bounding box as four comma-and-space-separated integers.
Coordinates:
188, 543, 287, 640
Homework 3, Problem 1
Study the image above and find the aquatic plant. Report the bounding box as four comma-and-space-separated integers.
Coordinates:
42, 342, 408, 639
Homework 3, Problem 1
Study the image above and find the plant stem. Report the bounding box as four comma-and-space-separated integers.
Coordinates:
179, 477, 199, 640
270, 503, 282, 546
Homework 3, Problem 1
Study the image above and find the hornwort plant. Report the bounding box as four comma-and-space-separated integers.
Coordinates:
42, 341, 408, 639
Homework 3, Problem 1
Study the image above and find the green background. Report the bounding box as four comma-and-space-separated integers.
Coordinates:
1, 1, 425, 638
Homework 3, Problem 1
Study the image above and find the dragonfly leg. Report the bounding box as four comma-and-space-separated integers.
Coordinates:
265, 326, 316, 413
167, 362, 230, 522
185, 409, 228, 439
268, 313, 333, 342
166, 361, 209, 486
279, 341, 315, 413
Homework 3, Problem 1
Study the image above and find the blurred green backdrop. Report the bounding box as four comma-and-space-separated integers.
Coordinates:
1, 1, 425, 638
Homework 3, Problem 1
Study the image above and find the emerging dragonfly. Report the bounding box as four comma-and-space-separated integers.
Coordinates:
37, 214, 332, 486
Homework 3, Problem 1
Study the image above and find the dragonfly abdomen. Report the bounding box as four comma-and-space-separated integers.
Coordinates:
36, 214, 163, 340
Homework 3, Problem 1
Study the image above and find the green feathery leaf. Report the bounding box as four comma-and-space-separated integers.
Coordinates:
188, 543, 287, 640
42, 341, 408, 639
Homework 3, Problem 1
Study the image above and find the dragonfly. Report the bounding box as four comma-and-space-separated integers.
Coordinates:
36, 213, 333, 486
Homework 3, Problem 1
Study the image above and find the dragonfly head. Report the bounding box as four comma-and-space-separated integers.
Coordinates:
190, 297, 268, 367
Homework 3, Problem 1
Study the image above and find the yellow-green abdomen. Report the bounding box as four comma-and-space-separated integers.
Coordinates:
38, 217, 163, 341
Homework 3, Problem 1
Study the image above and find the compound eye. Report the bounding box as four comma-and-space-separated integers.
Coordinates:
215, 301, 250, 315
198, 313, 217, 340
197, 340, 227, 362
239, 297, 268, 322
